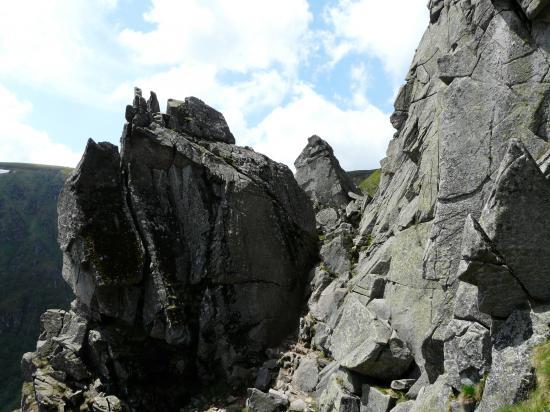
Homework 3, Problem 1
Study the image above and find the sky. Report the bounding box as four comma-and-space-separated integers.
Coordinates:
0, 0, 429, 171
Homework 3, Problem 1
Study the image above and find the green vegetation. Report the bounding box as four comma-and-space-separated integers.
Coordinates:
346, 169, 377, 187
461, 384, 476, 398
454, 375, 486, 409
0, 164, 73, 411
359, 169, 381, 197
499, 341, 550, 412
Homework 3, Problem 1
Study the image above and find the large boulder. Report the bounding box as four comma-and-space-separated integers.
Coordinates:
295, 135, 360, 210
166, 96, 235, 144
442, 319, 491, 390
329, 295, 413, 380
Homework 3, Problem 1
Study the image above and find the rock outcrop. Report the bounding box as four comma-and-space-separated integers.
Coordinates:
295, 135, 361, 211
19, 90, 318, 410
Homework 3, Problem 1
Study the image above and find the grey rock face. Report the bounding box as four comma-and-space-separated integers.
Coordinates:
457, 215, 527, 318
390, 379, 416, 392
295, 135, 360, 210
319, 223, 355, 278
147, 91, 160, 113
292, 357, 319, 393
318, 373, 361, 412
20, 93, 318, 410
315, 361, 363, 401
459, 139, 550, 323
464, 140, 550, 302
410, 376, 452, 412
361, 385, 396, 412
166, 96, 235, 144
330, 295, 413, 380
247, 388, 289, 412
390, 401, 415, 412
58, 140, 146, 324
443, 319, 491, 390
353, 0, 550, 387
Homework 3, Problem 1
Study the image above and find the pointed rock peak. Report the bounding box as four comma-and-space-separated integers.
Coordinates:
123, 88, 235, 144
125, 86, 154, 127
70, 139, 121, 190
166, 96, 235, 144
147, 91, 160, 114
294, 135, 361, 211
295, 135, 335, 165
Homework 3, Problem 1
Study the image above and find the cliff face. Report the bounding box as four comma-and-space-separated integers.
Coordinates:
19, 92, 318, 411
286, 0, 550, 410
356, 0, 550, 385
0, 164, 72, 412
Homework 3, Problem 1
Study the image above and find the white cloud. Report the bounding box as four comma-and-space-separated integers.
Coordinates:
119, 0, 312, 73
0, 0, 427, 170
109, 62, 293, 140
0, 85, 81, 167
244, 85, 393, 171
0, 0, 123, 105
325, 0, 429, 81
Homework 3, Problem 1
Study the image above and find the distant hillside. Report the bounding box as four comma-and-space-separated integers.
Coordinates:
0, 162, 73, 411
347, 169, 381, 197
346, 169, 376, 186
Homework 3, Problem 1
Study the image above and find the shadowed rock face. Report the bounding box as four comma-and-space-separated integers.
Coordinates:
295, 135, 360, 210
20, 92, 318, 411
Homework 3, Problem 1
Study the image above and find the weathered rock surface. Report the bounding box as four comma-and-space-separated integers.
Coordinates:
351, 0, 550, 390
291, 357, 319, 393
20, 91, 317, 411
460, 140, 550, 308
443, 319, 491, 389
166, 96, 235, 144
295, 135, 360, 210
361, 385, 396, 412
477, 307, 550, 411
330, 295, 413, 380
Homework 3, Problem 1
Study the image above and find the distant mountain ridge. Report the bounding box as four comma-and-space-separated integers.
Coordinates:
0, 162, 73, 411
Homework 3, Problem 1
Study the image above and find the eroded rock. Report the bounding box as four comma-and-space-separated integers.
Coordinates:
295, 135, 360, 210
